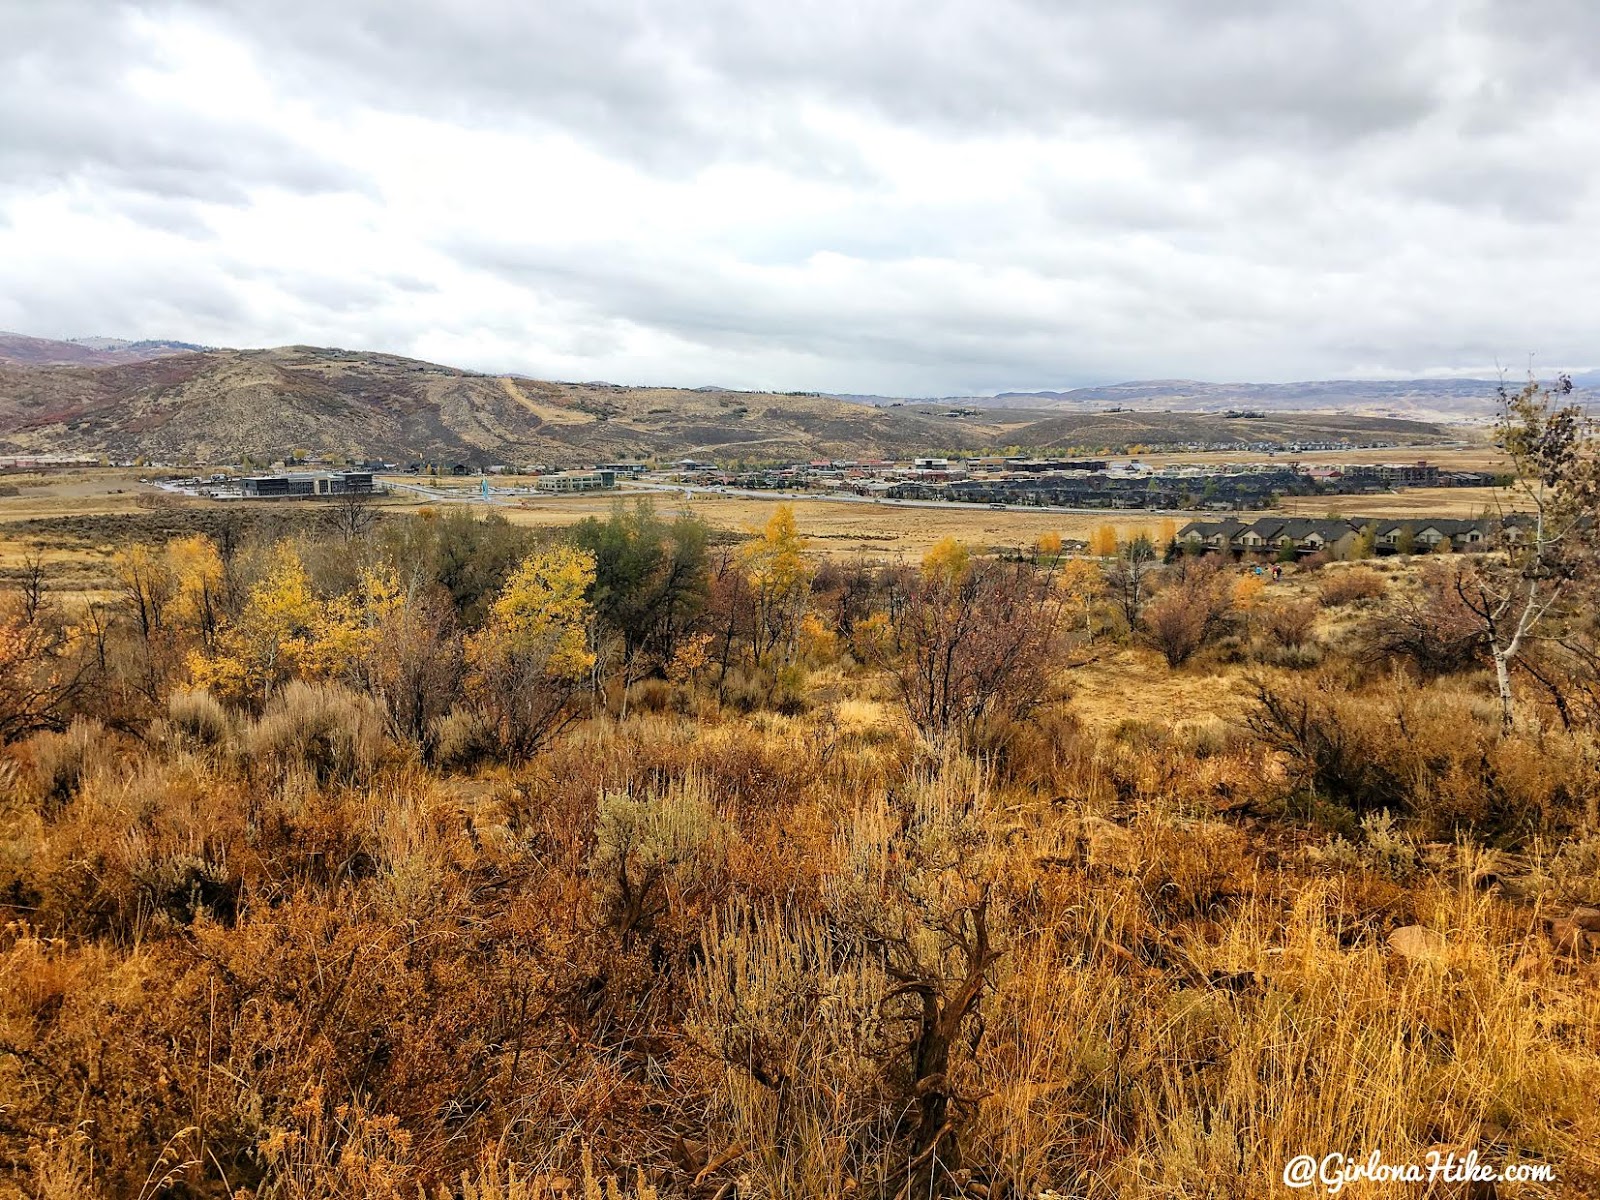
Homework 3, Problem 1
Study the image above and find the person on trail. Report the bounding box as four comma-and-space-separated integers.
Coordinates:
1271, 563, 1282, 581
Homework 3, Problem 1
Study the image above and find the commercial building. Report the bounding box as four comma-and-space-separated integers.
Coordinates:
240, 471, 375, 498
533, 470, 617, 492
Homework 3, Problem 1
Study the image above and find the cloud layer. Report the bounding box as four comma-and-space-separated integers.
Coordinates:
2, 0, 1597, 393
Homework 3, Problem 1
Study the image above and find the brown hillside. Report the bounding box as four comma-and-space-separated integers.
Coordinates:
0, 331, 205, 368
0, 344, 1449, 464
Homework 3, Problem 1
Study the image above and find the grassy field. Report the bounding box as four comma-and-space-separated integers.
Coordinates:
1125, 443, 1510, 470
1275, 485, 1532, 519
493, 492, 1124, 557
0, 459, 1529, 588
3, 499, 1597, 1198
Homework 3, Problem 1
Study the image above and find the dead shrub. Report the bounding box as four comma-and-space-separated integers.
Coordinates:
1141, 561, 1234, 667
245, 681, 386, 787
1317, 566, 1387, 607
1261, 599, 1320, 649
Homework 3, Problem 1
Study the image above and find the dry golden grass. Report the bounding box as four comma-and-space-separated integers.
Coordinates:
2, 509, 1598, 1198
1068, 646, 1257, 732
1129, 444, 1510, 471
0, 460, 1527, 569
1276, 485, 1533, 519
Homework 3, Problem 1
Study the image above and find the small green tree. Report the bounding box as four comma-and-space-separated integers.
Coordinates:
1456, 375, 1599, 732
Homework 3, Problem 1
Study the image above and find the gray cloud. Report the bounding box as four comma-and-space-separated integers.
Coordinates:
2, 0, 1599, 392
0, 2, 364, 203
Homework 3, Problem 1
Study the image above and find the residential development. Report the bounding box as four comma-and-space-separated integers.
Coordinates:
1177, 515, 1525, 558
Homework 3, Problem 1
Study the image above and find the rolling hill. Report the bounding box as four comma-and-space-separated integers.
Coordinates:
0, 331, 209, 369
981, 376, 1598, 422
0, 341, 1452, 465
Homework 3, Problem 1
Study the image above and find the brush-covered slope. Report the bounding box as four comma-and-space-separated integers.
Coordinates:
0, 344, 1448, 464
0, 332, 208, 368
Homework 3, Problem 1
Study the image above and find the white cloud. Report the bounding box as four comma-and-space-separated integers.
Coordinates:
1, 0, 1598, 392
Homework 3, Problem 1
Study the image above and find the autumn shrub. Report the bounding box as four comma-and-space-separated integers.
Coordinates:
689, 908, 893, 1196
1140, 561, 1234, 667
1245, 673, 1415, 820
717, 663, 771, 713
1317, 565, 1387, 607
591, 776, 735, 944
167, 687, 232, 748
25, 716, 113, 814
132, 848, 238, 927
1310, 809, 1421, 881
1244, 671, 1590, 838
430, 705, 497, 771
245, 681, 387, 787
965, 702, 1091, 791
866, 555, 1065, 745
1544, 833, 1600, 906
1132, 814, 1254, 923
1260, 598, 1320, 649
1360, 562, 1487, 676
626, 676, 689, 714
362, 590, 464, 755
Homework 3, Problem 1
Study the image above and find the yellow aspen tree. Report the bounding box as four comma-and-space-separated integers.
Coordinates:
1088, 524, 1119, 558
114, 543, 174, 644
165, 535, 225, 645
740, 504, 811, 668
921, 536, 972, 586
306, 562, 404, 680
464, 544, 598, 759
1034, 530, 1064, 566
189, 542, 319, 702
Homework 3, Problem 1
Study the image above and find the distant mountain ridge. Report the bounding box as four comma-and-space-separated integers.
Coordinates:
4, 331, 1589, 420
914, 376, 1598, 422
0, 331, 208, 368
0, 340, 1451, 465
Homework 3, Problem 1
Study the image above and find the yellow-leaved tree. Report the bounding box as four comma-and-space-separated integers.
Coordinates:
921, 536, 972, 586
1034, 530, 1065, 568
1088, 524, 1119, 558
114, 543, 174, 647
741, 505, 811, 669
165, 535, 226, 646
189, 542, 320, 704
464, 544, 597, 759
305, 563, 404, 682
1056, 557, 1105, 637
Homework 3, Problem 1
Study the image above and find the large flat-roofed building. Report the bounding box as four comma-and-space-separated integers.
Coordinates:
241, 471, 375, 498
534, 470, 617, 492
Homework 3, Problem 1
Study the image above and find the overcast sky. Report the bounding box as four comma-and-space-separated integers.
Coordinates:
2, 1, 1597, 394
